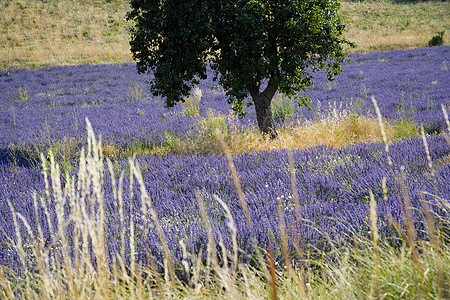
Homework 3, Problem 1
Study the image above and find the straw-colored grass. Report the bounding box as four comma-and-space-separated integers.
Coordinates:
1, 0, 449, 69
341, 0, 450, 53
125, 111, 419, 157
0, 0, 131, 69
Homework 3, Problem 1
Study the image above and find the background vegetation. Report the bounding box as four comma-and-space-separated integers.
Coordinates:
0, 0, 448, 69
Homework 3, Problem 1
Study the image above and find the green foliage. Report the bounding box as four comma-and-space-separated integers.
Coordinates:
127, 0, 353, 134
360, 82, 369, 98
127, 83, 144, 103
182, 86, 202, 116
271, 94, 295, 122
183, 103, 200, 117
296, 95, 312, 111
199, 109, 228, 139
127, 1, 215, 107
394, 117, 419, 139
428, 31, 445, 47
149, 132, 181, 155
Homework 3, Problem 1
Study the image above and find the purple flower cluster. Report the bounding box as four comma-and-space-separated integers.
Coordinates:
0, 134, 448, 273
0, 46, 449, 152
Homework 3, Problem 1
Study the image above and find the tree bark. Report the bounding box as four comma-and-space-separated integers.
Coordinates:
253, 92, 277, 138
248, 74, 280, 139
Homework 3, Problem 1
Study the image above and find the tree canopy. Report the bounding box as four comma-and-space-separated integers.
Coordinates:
127, 0, 353, 137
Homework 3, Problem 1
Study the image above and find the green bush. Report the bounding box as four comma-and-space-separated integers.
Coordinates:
428, 31, 445, 47
271, 94, 295, 122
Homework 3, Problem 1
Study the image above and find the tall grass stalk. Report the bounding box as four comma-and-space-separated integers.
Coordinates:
373, 96, 423, 295
369, 190, 379, 300
215, 129, 272, 285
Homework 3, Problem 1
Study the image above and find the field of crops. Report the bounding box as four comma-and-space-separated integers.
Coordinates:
0, 44, 449, 276
1, 46, 449, 150
0, 40, 449, 297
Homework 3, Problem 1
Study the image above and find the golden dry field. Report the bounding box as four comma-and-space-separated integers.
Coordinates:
1, 0, 449, 69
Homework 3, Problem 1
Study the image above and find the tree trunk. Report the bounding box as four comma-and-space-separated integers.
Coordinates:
248, 74, 280, 139
253, 92, 277, 139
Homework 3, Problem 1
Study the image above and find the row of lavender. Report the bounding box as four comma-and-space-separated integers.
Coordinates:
1, 46, 449, 150
1, 133, 448, 272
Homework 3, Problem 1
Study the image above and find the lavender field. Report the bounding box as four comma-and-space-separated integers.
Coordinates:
0, 46, 449, 289
1, 134, 449, 271
1, 46, 449, 152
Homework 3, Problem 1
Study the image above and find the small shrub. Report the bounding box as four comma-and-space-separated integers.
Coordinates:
182, 86, 202, 116
150, 132, 181, 155
199, 109, 228, 139
394, 117, 419, 138
428, 31, 445, 47
271, 94, 295, 122
18, 86, 29, 102
128, 83, 144, 103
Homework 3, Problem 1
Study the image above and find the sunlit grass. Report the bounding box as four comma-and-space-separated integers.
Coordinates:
103, 111, 420, 158
0, 0, 131, 69
341, 0, 450, 53
1, 0, 448, 69
4, 106, 427, 171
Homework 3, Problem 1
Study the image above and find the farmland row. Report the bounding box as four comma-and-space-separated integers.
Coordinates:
0, 46, 448, 160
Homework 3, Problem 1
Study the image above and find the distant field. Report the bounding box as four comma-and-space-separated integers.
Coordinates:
0, 0, 449, 69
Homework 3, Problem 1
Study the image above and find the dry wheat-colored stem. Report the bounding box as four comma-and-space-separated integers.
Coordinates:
128, 158, 177, 288
214, 195, 239, 277
215, 129, 271, 282
195, 190, 220, 281
419, 192, 444, 298
276, 196, 307, 298
286, 149, 302, 224
215, 130, 252, 231
397, 167, 421, 269
0, 267, 14, 299
442, 105, 450, 134
369, 190, 379, 300
372, 97, 393, 168
179, 239, 191, 286
421, 126, 436, 179
442, 105, 450, 146
268, 242, 278, 300
372, 97, 426, 296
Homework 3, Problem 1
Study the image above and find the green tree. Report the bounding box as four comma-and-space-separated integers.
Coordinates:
127, 0, 353, 138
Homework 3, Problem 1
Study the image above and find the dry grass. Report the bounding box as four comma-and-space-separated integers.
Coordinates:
144, 112, 417, 156
0, 0, 131, 69
341, 0, 450, 53
1, 0, 449, 69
